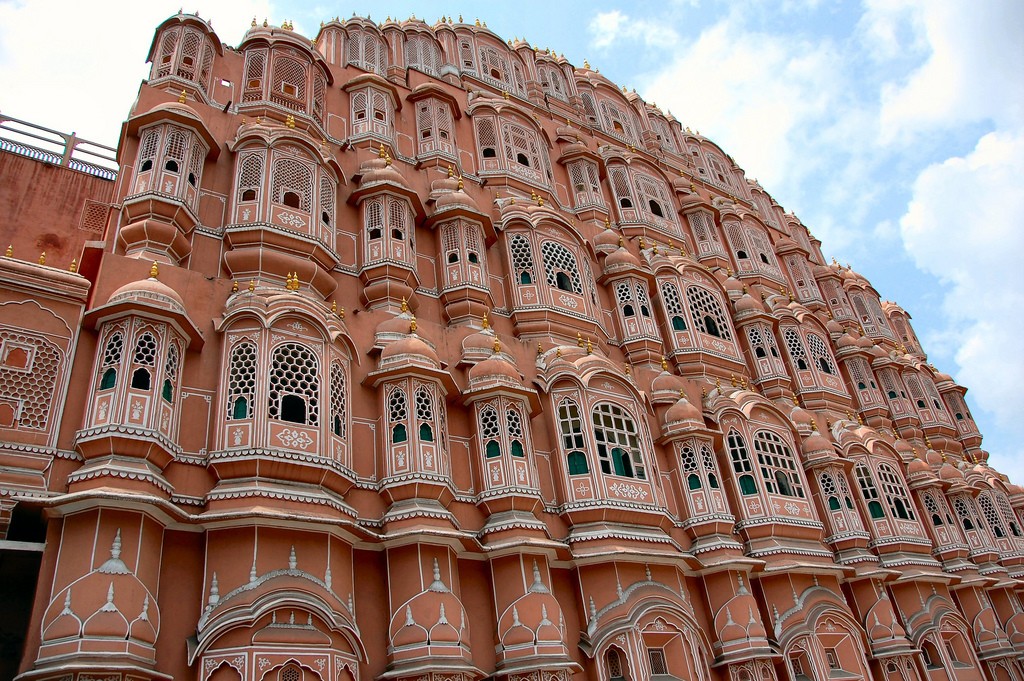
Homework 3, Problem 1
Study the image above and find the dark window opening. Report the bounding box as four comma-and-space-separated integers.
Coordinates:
280, 394, 306, 424
482, 147, 497, 158
640, 305, 650, 317
759, 253, 770, 264
797, 359, 808, 371
709, 473, 719, 488
490, 68, 501, 78
468, 252, 479, 264
962, 516, 974, 530
162, 379, 173, 403
672, 315, 686, 331
511, 440, 524, 457
392, 423, 407, 443
369, 227, 382, 239
282, 191, 301, 209
703, 315, 721, 338
828, 496, 841, 511
392, 228, 404, 240
520, 271, 532, 285
868, 500, 885, 519
232, 396, 248, 419
516, 152, 530, 166
241, 188, 257, 201
333, 415, 342, 436
131, 368, 151, 390
894, 498, 910, 520
818, 358, 833, 375
739, 474, 757, 495
611, 447, 634, 478
687, 473, 701, 490
188, 172, 197, 186
857, 381, 867, 390
648, 200, 663, 218
448, 252, 459, 264
770, 347, 778, 357
419, 422, 434, 442
567, 451, 588, 474
164, 160, 179, 173
555, 272, 573, 292
622, 304, 635, 317
888, 390, 898, 399
100, 368, 117, 390
322, 211, 331, 226
141, 159, 153, 172
613, 121, 624, 133
755, 347, 766, 358
931, 513, 943, 527
486, 440, 500, 458
736, 249, 748, 259
775, 470, 793, 496
619, 197, 633, 209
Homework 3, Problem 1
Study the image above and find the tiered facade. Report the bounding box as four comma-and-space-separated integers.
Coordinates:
1, 12, 1023, 681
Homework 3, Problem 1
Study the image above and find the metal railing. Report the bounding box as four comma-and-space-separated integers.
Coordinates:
0, 112, 118, 181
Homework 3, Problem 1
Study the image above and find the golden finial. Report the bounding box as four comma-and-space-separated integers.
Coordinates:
577, 332, 584, 348
458, 14, 463, 22
530, 189, 537, 201
538, 196, 544, 207
605, 218, 611, 229
447, 165, 454, 178
379, 143, 387, 159
661, 356, 668, 371
586, 337, 593, 354
149, 261, 159, 278
583, 59, 590, 69
652, 243, 659, 255
285, 114, 296, 129
38, 251, 46, 265
251, 16, 257, 27
408, 315, 418, 334
741, 376, 748, 389
509, 197, 515, 205
857, 413, 864, 425
331, 299, 337, 313
493, 337, 501, 354
385, 153, 392, 166
701, 386, 707, 399
715, 377, 721, 390
248, 279, 256, 292
825, 417, 833, 430
339, 307, 345, 319
263, 18, 268, 27
475, 17, 480, 26
481, 312, 489, 330
537, 343, 543, 356
457, 176, 464, 190
846, 410, 854, 421
827, 310, 834, 320
730, 374, 738, 388
618, 235, 624, 247
810, 419, 818, 432
400, 297, 408, 313
231, 280, 239, 293
638, 236, 645, 250
791, 393, 799, 406
178, 89, 187, 104
4, 245, 11, 257
502, 91, 510, 100
69, 259, 77, 273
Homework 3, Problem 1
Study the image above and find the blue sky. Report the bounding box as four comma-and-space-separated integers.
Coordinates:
2, 0, 1021, 480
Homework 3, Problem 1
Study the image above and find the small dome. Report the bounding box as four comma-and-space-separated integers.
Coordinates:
734, 291, 764, 313
108, 275, 186, 312
359, 155, 410, 191
835, 332, 858, 349
802, 431, 834, 457
723, 275, 744, 297
380, 329, 440, 368
789, 404, 813, 430
376, 307, 415, 337
855, 334, 874, 349
435, 183, 482, 214
594, 224, 620, 251
939, 462, 964, 481
908, 457, 931, 474
665, 392, 703, 425
604, 245, 642, 270
461, 321, 496, 360
893, 437, 915, 458
933, 370, 954, 383
925, 447, 943, 466
825, 317, 844, 335
469, 344, 520, 385
651, 368, 685, 396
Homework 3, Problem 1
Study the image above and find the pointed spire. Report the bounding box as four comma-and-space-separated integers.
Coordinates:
428, 557, 449, 592
288, 545, 297, 570
208, 572, 220, 606
530, 559, 549, 593
250, 560, 258, 584
100, 582, 118, 612
149, 261, 159, 279
69, 258, 77, 273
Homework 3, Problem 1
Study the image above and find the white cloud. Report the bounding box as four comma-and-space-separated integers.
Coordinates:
588, 10, 680, 51
0, 0, 274, 145
899, 130, 1024, 450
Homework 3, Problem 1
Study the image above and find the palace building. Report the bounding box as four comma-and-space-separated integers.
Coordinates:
1, 11, 1022, 681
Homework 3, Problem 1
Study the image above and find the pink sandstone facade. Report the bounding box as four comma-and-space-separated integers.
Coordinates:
1, 11, 1022, 681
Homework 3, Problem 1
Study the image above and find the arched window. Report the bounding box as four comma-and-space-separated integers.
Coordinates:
329, 361, 346, 438
271, 158, 313, 213
953, 496, 976, 531
508, 234, 536, 285
415, 98, 454, 156
807, 333, 837, 376
162, 344, 179, 403
783, 328, 810, 371
280, 665, 301, 681
599, 99, 639, 144
997, 493, 1022, 538
567, 159, 603, 209
606, 648, 626, 681
227, 342, 257, 420
979, 493, 1005, 539
236, 152, 264, 205
130, 332, 158, 391
415, 385, 436, 443
541, 241, 582, 294
137, 129, 160, 174
480, 405, 500, 457
151, 25, 216, 92
346, 30, 386, 74
363, 195, 413, 265
877, 463, 915, 521
592, 403, 645, 480
685, 286, 733, 340
539, 64, 567, 101
923, 491, 952, 528
271, 55, 307, 107
405, 34, 441, 75
350, 87, 394, 139
659, 280, 688, 332
680, 440, 720, 493
98, 332, 123, 391
728, 429, 757, 495
474, 115, 549, 185
558, 399, 588, 475
478, 45, 525, 95
388, 388, 408, 443
856, 463, 885, 519
268, 343, 319, 426
753, 430, 803, 497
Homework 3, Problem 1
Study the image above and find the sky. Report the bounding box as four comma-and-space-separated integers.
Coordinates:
1, 0, 1021, 481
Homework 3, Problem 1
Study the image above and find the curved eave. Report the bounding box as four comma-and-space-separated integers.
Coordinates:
84, 298, 205, 350
126, 105, 220, 161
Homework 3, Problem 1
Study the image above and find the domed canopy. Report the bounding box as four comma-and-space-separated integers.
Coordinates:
85, 268, 204, 349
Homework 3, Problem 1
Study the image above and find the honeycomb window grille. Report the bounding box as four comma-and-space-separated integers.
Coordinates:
163, 129, 188, 175
476, 117, 498, 159
406, 34, 441, 76
329, 361, 346, 438
651, 117, 677, 153
414, 384, 437, 443
388, 387, 408, 443
581, 91, 600, 127
227, 342, 257, 420
685, 285, 732, 340
539, 65, 567, 102
648, 648, 669, 675
856, 463, 885, 519
747, 326, 767, 359
807, 333, 838, 376
99, 331, 124, 391
877, 463, 915, 521
458, 38, 476, 72
507, 406, 525, 457
0, 330, 61, 430
592, 402, 646, 480
280, 666, 300, 681
599, 99, 638, 144
923, 491, 950, 527
271, 158, 313, 212
851, 295, 877, 335
634, 282, 652, 317
558, 398, 589, 475
634, 171, 675, 226
905, 374, 928, 410
659, 280, 687, 331
609, 166, 634, 210
607, 649, 624, 680
268, 343, 319, 426
783, 327, 810, 371
615, 282, 635, 316
187, 139, 205, 190
997, 493, 1023, 538
541, 241, 582, 294
953, 495, 978, 532
178, 29, 201, 81
138, 129, 160, 174
313, 73, 326, 123
236, 152, 265, 204
162, 343, 180, 403
819, 470, 841, 510
154, 28, 180, 78
480, 405, 501, 458
346, 31, 386, 75
242, 48, 267, 102
753, 430, 803, 498
320, 174, 336, 227
501, 120, 545, 175
133, 332, 158, 367
979, 493, 1005, 539
688, 210, 722, 250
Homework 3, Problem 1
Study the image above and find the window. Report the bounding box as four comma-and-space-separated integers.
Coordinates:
162, 344, 179, 403
608, 165, 679, 234
783, 328, 809, 371
541, 241, 582, 294
415, 386, 435, 442
686, 286, 733, 340
953, 496, 976, 531
363, 195, 413, 265
923, 491, 952, 528
593, 403, 646, 479
753, 430, 803, 497
996, 493, 1022, 537
271, 158, 313, 213
539, 64, 567, 101
99, 332, 123, 391
347, 30, 386, 74
130, 332, 158, 391
242, 48, 267, 102
807, 333, 837, 376
728, 429, 758, 495
650, 117, 677, 153
567, 159, 603, 209
558, 399, 589, 475
660, 280, 688, 332
509, 233, 536, 286
350, 87, 394, 139
606, 649, 625, 681
272, 56, 307, 109
599, 99, 639, 144
648, 648, 668, 675
268, 343, 319, 426
151, 25, 216, 93
441, 219, 487, 289
688, 210, 725, 258
389, 388, 408, 443
856, 463, 885, 519
415, 98, 455, 156
478, 45, 525, 95
405, 34, 441, 75
329, 361, 346, 438
877, 463, 915, 521
979, 493, 1005, 538
227, 343, 257, 420
474, 115, 549, 185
